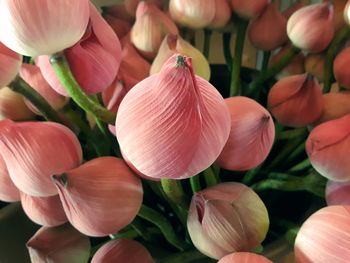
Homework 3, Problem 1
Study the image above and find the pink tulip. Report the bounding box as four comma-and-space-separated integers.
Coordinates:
53, 157, 143, 237
116, 54, 231, 180
0, 42, 22, 87
27, 224, 91, 263
104, 14, 132, 39
231, 0, 269, 19
37, 4, 122, 96
20, 192, 67, 227
306, 114, 350, 181
326, 180, 350, 206
125, 0, 164, 17
304, 53, 326, 82
268, 74, 323, 127
0, 155, 20, 202
187, 183, 269, 259
248, 4, 288, 51
91, 239, 154, 263
0, 120, 82, 196
0, 0, 90, 56
209, 0, 231, 29
287, 3, 334, 52
218, 252, 273, 263
334, 47, 350, 89
295, 206, 350, 262
216, 97, 275, 171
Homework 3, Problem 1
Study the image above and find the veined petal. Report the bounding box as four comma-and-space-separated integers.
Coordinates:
0, 154, 20, 202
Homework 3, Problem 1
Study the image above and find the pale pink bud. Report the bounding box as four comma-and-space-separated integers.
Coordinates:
287, 3, 334, 53
0, 0, 90, 57
305, 53, 326, 82
231, 0, 269, 19
125, 0, 164, 17
306, 114, 350, 181
283, 1, 306, 19
187, 183, 269, 259
91, 239, 154, 263
268, 74, 323, 127
169, 0, 216, 28
27, 224, 91, 263
334, 47, 350, 89
344, 1, 350, 25
294, 206, 350, 262
37, 4, 122, 96
53, 157, 143, 237
0, 155, 20, 202
116, 54, 231, 180
151, 34, 211, 80
209, 0, 231, 29
216, 97, 275, 171
20, 192, 67, 227
218, 252, 273, 263
104, 14, 132, 39
0, 120, 83, 196
326, 180, 350, 206
248, 4, 288, 51
0, 42, 22, 87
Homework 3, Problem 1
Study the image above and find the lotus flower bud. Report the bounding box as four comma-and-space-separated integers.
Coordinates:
268, 74, 323, 127
334, 47, 350, 89
104, 15, 131, 39
230, 0, 269, 19
287, 3, 334, 53
0, 155, 20, 202
0, 87, 35, 121
116, 54, 231, 180
0, 43, 22, 87
218, 252, 273, 263
216, 97, 275, 171
326, 180, 350, 206
0, 0, 90, 57
248, 4, 288, 51
20, 192, 67, 227
53, 157, 143, 237
344, 1, 350, 25
169, 0, 216, 28
125, 0, 164, 17
27, 224, 91, 263
37, 4, 122, 96
151, 34, 211, 80
306, 114, 350, 181
131, 2, 178, 59
305, 53, 326, 82
187, 183, 269, 259
283, 1, 306, 19
0, 120, 83, 196
209, 0, 231, 29
295, 206, 350, 262
91, 239, 154, 263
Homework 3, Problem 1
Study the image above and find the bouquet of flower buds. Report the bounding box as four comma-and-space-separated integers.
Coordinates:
1, 0, 350, 262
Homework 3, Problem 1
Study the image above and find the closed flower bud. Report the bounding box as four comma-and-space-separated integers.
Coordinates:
305, 53, 326, 82
187, 183, 269, 259
53, 157, 143, 237
0, 42, 21, 87
334, 47, 350, 89
248, 4, 288, 51
209, 0, 231, 29
91, 239, 154, 263
295, 206, 350, 262
0, 0, 90, 57
344, 1, 350, 25
287, 3, 334, 52
125, 0, 164, 17
268, 74, 323, 127
27, 224, 91, 263
326, 180, 350, 205
0, 155, 20, 202
104, 14, 132, 39
306, 114, 350, 181
151, 34, 211, 80
116, 54, 230, 180
20, 192, 67, 227
0, 120, 82, 196
231, 0, 269, 19
218, 252, 272, 263
216, 97, 275, 171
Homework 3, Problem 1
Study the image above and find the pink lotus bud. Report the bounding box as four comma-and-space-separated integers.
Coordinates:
0, 120, 83, 196
231, 0, 269, 19
53, 157, 143, 237
268, 74, 323, 127
283, 1, 305, 19
0, 87, 35, 121
248, 4, 288, 51
169, 0, 216, 28
0, 42, 22, 87
125, 0, 164, 17
305, 53, 326, 82
20, 192, 67, 227
0, 0, 90, 57
295, 206, 350, 262
334, 47, 350, 89
37, 4, 122, 96
91, 239, 154, 263
326, 180, 350, 205
306, 114, 350, 181
116, 54, 230, 180
27, 224, 91, 263
209, 0, 231, 29
218, 252, 273, 263
287, 3, 334, 53
187, 183, 269, 259
151, 34, 211, 80
104, 14, 132, 39
216, 97, 275, 171
0, 155, 20, 202
344, 1, 350, 25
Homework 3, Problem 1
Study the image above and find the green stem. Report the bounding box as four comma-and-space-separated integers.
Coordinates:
285, 227, 300, 245
242, 166, 261, 185
160, 179, 188, 209
190, 175, 202, 193
130, 218, 152, 241
159, 250, 210, 263
49, 54, 116, 124
277, 128, 307, 140
289, 159, 311, 172
261, 51, 271, 71
222, 32, 233, 72
203, 29, 212, 59
202, 166, 220, 187
9, 76, 63, 123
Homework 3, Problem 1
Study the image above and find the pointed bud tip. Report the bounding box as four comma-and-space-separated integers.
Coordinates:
52, 174, 68, 188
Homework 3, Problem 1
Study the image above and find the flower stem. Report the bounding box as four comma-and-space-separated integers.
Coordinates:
160, 179, 188, 209
190, 175, 202, 193
289, 159, 311, 172
222, 32, 233, 72
277, 128, 307, 140
49, 54, 116, 124
159, 250, 211, 263
261, 50, 271, 71
202, 166, 220, 187
203, 29, 212, 59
